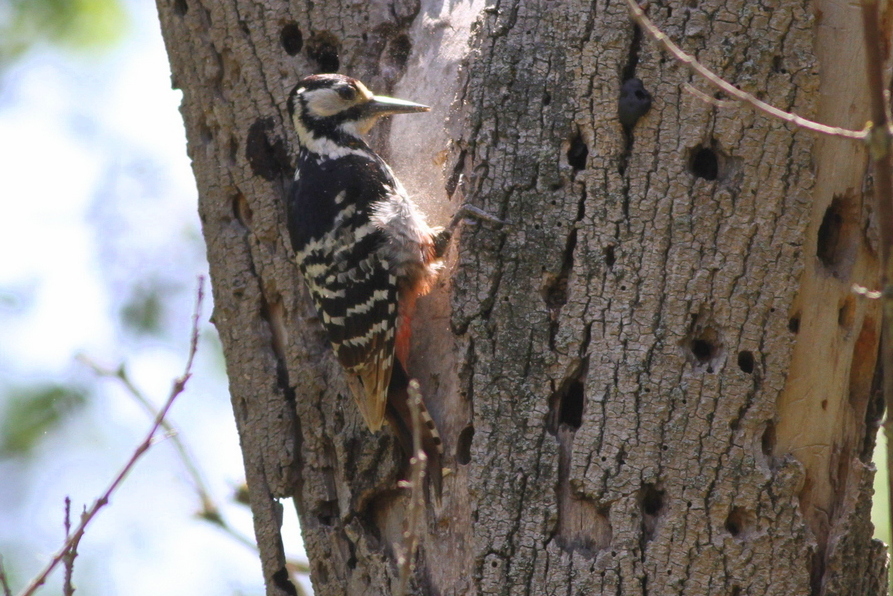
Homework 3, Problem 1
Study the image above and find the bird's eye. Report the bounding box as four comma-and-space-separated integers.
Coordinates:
337, 86, 357, 101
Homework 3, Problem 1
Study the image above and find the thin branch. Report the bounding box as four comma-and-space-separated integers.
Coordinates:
61, 498, 77, 596
75, 358, 287, 566
0, 556, 12, 596
78, 354, 313, 584
76, 355, 220, 523
15, 278, 205, 596
681, 83, 737, 109
624, 0, 868, 140
394, 380, 428, 596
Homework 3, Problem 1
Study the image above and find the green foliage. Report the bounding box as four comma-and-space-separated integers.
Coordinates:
0, 0, 127, 67
0, 384, 88, 456
121, 283, 165, 336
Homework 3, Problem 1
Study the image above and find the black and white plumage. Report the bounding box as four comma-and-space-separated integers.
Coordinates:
286, 74, 442, 433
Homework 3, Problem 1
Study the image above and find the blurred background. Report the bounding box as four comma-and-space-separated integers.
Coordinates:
0, 0, 306, 594
0, 1, 889, 595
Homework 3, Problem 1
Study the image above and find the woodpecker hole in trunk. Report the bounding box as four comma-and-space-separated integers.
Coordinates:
280, 23, 303, 55
761, 421, 776, 458
689, 144, 719, 180
385, 34, 412, 71
456, 424, 475, 464
306, 32, 340, 73
603, 245, 616, 268
640, 483, 665, 543
682, 320, 725, 373
567, 132, 589, 171
245, 118, 290, 181
547, 359, 589, 434
725, 506, 756, 538
816, 192, 859, 279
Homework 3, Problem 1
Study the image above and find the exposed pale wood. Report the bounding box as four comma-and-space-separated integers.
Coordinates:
773, 0, 887, 590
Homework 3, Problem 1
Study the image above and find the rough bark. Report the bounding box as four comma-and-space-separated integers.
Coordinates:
155, 0, 887, 594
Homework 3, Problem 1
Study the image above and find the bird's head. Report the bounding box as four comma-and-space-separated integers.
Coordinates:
287, 74, 429, 149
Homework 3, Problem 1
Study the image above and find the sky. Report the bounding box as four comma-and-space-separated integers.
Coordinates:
0, 1, 307, 594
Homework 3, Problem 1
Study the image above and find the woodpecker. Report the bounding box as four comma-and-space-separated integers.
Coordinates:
285, 74, 444, 477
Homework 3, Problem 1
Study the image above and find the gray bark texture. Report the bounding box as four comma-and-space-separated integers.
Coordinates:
156, 0, 888, 594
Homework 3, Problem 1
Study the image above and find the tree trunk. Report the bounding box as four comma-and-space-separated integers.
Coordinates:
156, 0, 888, 594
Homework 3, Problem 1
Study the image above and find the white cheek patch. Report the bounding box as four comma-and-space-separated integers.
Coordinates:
305, 89, 357, 117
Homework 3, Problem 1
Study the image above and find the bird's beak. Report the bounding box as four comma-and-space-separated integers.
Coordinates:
363, 95, 430, 116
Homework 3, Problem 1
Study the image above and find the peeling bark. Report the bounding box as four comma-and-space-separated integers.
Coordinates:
156, 0, 887, 594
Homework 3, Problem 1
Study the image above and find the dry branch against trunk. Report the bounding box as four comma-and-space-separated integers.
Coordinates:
624, 0, 867, 140
156, 1, 888, 594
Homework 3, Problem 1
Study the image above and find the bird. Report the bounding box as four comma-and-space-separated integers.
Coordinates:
285, 73, 445, 479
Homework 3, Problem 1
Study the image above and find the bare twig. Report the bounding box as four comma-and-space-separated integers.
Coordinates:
859, 0, 893, 571
624, 0, 868, 140
78, 355, 314, 587
75, 355, 220, 524
75, 358, 292, 567
0, 556, 12, 596
681, 83, 737, 109
853, 284, 883, 300
15, 279, 205, 596
394, 380, 427, 596
61, 498, 77, 596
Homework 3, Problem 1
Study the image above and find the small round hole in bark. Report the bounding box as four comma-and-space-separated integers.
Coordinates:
816, 193, 859, 278
232, 193, 253, 227
558, 380, 585, 430
604, 245, 616, 268
691, 339, 713, 362
821, 399, 828, 411
690, 146, 719, 180
683, 323, 725, 373
456, 424, 475, 465
567, 132, 589, 171
725, 506, 755, 538
838, 295, 855, 331
641, 484, 664, 515
306, 32, 340, 73
737, 351, 755, 374
280, 23, 304, 55
245, 117, 290, 181
788, 315, 800, 333
384, 33, 412, 71
173, 0, 188, 16
761, 421, 776, 457
640, 483, 665, 543
543, 91, 552, 105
